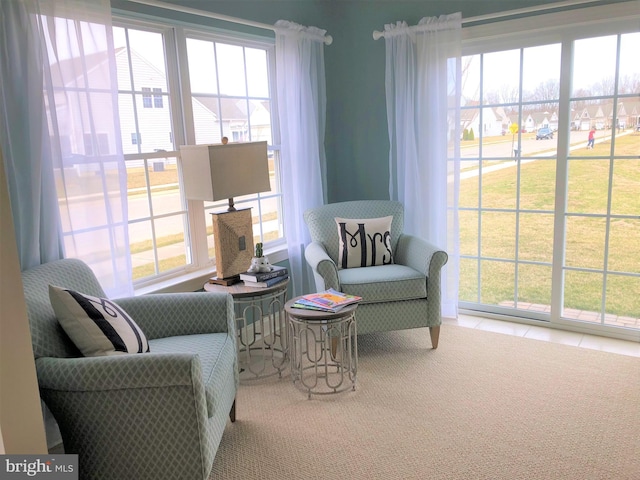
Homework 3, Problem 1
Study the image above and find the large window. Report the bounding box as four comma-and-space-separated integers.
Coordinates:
113, 19, 282, 286
184, 34, 283, 259
458, 3, 639, 339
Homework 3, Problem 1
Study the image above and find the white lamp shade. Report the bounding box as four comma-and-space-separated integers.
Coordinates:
180, 141, 271, 201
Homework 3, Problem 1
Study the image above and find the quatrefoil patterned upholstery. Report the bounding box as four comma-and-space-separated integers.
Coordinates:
304, 200, 448, 344
22, 258, 238, 480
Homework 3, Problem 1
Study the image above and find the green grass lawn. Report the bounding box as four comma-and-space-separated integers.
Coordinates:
130, 216, 281, 280
459, 131, 640, 318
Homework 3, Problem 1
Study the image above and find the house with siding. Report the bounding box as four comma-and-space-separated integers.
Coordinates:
461, 103, 509, 137
54, 47, 271, 172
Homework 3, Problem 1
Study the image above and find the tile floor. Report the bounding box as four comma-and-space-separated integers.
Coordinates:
444, 314, 640, 358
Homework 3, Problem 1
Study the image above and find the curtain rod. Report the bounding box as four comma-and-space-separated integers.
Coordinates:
126, 0, 333, 45
372, 0, 603, 39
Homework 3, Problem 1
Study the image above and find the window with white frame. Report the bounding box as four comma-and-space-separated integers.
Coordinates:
130, 132, 141, 145
184, 33, 283, 260
458, 2, 639, 336
153, 87, 163, 108
113, 18, 283, 286
142, 87, 152, 108
83, 133, 110, 156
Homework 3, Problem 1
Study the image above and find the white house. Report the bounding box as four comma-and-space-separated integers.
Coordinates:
53, 48, 272, 173
461, 103, 508, 137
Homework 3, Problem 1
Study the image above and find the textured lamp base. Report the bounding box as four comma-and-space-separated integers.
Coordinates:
211, 208, 254, 280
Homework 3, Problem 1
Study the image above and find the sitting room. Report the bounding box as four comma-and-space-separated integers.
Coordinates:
1, 0, 639, 479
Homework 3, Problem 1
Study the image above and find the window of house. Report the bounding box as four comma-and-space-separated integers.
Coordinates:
83, 133, 110, 156
142, 87, 152, 108
113, 19, 282, 287
458, 2, 639, 338
153, 87, 163, 108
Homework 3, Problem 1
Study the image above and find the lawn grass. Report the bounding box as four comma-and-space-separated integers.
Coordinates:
133, 254, 187, 279
459, 131, 640, 318
56, 161, 282, 280
130, 215, 281, 280
54, 163, 180, 197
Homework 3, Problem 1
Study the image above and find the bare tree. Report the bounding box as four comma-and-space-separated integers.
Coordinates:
530, 79, 560, 109
484, 90, 501, 105
461, 56, 480, 103
618, 74, 640, 94
499, 84, 520, 105
571, 88, 594, 110
590, 76, 616, 96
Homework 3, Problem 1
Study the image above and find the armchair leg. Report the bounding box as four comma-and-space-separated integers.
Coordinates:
429, 326, 440, 349
229, 399, 236, 423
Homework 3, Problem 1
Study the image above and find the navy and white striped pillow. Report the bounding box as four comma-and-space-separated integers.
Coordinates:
49, 285, 150, 357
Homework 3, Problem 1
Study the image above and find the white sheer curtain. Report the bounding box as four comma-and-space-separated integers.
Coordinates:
383, 14, 461, 319
0, 0, 132, 297
274, 20, 328, 297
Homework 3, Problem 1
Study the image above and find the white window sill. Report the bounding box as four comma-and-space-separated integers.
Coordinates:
134, 246, 289, 295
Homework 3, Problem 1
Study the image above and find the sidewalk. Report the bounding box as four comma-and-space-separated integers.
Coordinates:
459, 129, 632, 180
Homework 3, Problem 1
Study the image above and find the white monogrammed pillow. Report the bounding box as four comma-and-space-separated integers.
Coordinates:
49, 285, 150, 357
335, 216, 394, 269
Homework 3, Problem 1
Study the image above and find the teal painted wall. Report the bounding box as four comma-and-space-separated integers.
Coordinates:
115, 0, 629, 202
322, 1, 533, 202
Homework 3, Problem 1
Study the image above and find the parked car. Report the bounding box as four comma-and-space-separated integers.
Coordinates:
536, 127, 554, 140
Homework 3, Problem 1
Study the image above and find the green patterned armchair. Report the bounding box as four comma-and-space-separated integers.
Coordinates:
304, 200, 448, 348
21, 258, 238, 480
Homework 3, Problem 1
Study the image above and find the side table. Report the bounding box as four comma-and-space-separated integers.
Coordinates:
204, 279, 289, 381
285, 297, 358, 399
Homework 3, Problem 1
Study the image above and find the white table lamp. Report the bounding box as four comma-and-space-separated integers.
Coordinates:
180, 140, 271, 282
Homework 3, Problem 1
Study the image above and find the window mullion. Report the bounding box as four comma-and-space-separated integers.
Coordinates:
187, 200, 211, 269
600, 33, 624, 322
173, 27, 195, 146
550, 38, 574, 322
171, 26, 210, 270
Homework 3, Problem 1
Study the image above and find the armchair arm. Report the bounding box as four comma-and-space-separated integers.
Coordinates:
304, 241, 340, 291
113, 292, 234, 340
395, 234, 448, 277
36, 354, 204, 392
36, 354, 215, 480
395, 234, 448, 326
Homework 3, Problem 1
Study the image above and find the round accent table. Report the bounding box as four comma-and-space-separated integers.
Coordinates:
285, 297, 358, 399
204, 279, 289, 381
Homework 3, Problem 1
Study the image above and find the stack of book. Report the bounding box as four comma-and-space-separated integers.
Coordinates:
239, 265, 289, 288
292, 288, 362, 313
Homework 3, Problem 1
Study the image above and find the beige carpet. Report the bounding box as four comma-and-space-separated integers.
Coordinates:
209, 325, 640, 480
